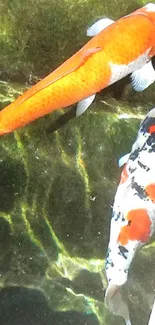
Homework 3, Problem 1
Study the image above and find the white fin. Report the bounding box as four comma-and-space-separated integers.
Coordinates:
131, 61, 155, 92
76, 94, 96, 117
86, 18, 114, 37
105, 284, 131, 325
118, 153, 130, 167
144, 3, 155, 12
148, 296, 155, 325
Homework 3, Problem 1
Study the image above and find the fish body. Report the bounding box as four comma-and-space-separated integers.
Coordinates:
1, 3, 155, 134
105, 107, 155, 324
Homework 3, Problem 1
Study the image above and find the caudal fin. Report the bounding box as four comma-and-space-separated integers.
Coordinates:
105, 284, 131, 325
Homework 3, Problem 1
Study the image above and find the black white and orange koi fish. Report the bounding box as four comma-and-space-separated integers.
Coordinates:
105, 107, 155, 325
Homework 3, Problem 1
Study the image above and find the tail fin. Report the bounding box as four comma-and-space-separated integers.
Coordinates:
148, 296, 155, 325
105, 284, 131, 325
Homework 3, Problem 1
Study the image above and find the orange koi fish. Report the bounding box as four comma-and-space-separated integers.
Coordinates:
105, 107, 155, 325
1, 3, 155, 134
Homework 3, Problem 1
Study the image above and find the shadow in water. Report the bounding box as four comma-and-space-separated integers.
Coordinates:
0, 286, 99, 325
100, 75, 130, 100
44, 73, 131, 135
46, 107, 76, 134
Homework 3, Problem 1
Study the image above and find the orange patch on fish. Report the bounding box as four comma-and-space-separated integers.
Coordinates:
102, 14, 155, 65
120, 165, 128, 185
148, 125, 155, 133
118, 209, 151, 245
145, 183, 155, 202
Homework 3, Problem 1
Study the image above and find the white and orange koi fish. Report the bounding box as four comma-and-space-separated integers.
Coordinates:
105, 107, 155, 325
1, 3, 155, 134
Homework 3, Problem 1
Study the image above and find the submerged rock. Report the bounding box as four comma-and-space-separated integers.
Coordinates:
0, 78, 153, 325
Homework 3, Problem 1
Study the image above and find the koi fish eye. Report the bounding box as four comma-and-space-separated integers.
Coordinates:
144, 3, 155, 12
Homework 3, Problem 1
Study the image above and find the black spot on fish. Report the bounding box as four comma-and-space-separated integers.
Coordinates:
105, 258, 114, 269
137, 160, 150, 171
131, 181, 147, 200
128, 166, 136, 173
105, 248, 115, 269
140, 143, 149, 152
105, 248, 110, 260
130, 149, 139, 161
146, 134, 155, 151
148, 140, 155, 152
111, 211, 115, 219
112, 211, 121, 222
118, 245, 128, 259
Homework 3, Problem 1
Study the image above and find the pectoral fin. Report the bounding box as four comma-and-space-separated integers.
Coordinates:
118, 153, 130, 167
76, 94, 96, 117
131, 60, 155, 92
87, 18, 114, 36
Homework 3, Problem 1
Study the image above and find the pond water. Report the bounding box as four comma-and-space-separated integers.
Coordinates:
0, 1, 155, 325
